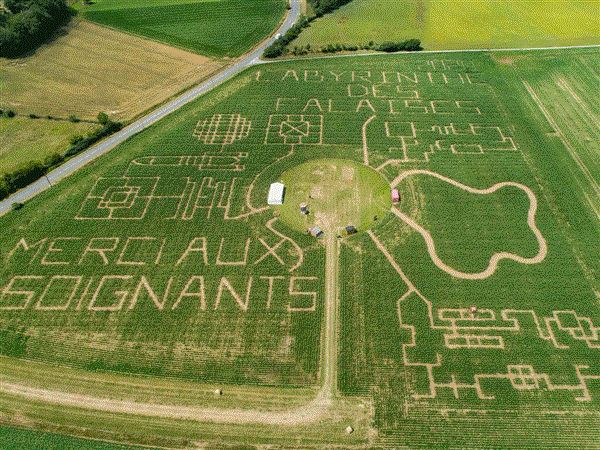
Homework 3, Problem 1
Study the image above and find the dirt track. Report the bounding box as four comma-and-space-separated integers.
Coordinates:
317, 231, 340, 403
0, 381, 327, 425
390, 170, 548, 279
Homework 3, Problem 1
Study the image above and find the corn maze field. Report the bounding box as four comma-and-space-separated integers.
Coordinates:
1, 48, 600, 447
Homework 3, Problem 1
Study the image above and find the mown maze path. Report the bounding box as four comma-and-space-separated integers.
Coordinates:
318, 231, 340, 403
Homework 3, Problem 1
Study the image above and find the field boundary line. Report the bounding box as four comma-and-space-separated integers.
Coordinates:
555, 77, 600, 130
389, 170, 547, 279
522, 80, 600, 220
257, 44, 600, 65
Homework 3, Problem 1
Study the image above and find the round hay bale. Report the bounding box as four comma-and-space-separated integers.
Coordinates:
214, 388, 222, 396
345, 426, 354, 434
470, 305, 478, 313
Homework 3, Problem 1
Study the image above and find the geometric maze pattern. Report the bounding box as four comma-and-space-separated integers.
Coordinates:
399, 294, 600, 401
265, 114, 323, 145
384, 121, 518, 161
193, 114, 251, 145
75, 152, 246, 220
75, 176, 231, 220
75, 177, 158, 220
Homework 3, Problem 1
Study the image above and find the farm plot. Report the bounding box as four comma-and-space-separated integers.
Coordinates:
81, 0, 287, 57
0, 117, 100, 175
1, 49, 600, 446
0, 20, 223, 122
498, 49, 600, 224
293, 0, 600, 50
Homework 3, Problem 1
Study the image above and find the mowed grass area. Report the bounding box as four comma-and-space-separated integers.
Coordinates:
274, 158, 391, 235
0, 356, 317, 411
0, 20, 223, 122
293, 0, 600, 50
0, 117, 100, 175
81, 0, 287, 57
1, 48, 600, 446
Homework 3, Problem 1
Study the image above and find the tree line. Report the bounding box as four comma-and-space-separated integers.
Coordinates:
307, 0, 354, 17
0, 0, 73, 58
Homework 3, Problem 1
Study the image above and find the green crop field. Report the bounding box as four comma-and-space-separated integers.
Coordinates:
80, 0, 287, 57
0, 427, 152, 450
294, 0, 600, 50
1, 46, 600, 447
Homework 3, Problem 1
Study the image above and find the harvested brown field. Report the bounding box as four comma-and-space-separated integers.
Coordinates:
0, 20, 224, 121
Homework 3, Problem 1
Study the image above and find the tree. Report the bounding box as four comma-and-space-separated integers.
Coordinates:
70, 134, 83, 145
97, 111, 108, 125
0, 0, 72, 57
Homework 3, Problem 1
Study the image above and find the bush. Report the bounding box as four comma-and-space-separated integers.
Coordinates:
43, 152, 63, 168
11, 202, 23, 210
97, 111, 108, 125
308, 0, 354, 17
29, 113, 38, 119
64, 120, 122, 157
377, 39, 422, 53
6, 110, 15, 118
5, 161, 46, 191
69, 134, 83, 145
68, 114, 79, 123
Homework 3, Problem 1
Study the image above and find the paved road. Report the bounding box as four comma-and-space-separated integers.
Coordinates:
0, 0, 301, 216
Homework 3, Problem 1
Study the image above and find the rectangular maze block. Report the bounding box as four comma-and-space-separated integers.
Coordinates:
265, 114, 323, 145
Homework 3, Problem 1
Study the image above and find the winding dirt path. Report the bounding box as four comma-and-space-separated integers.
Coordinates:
390, 170, 547, 280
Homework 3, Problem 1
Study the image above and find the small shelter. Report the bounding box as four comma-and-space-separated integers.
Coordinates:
309, 226, 323, 238
392, 189, 400, 203
345, 225, 357, 235
267, 182, 285, 205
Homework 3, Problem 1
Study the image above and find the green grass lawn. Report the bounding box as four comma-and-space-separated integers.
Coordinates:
80, 0, 287, 57
293, 0, 600, 50
0, 117, 99, 175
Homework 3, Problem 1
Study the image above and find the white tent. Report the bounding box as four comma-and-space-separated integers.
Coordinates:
268, 182, 285, 205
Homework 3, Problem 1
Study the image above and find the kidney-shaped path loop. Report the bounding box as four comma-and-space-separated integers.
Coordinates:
389, 169, 547, 280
